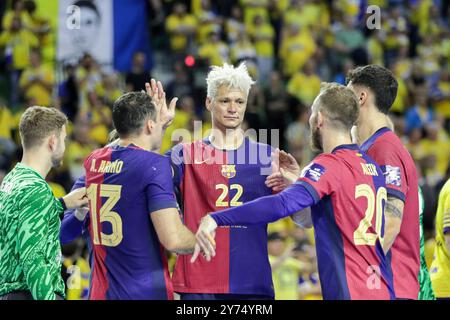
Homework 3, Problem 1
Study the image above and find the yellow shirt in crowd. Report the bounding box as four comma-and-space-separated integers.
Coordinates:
166, 13, 197, 52
430, 179, 450, 298
19, 64, 54, 106
287, 71, 321, 107
0, 29, 38, 70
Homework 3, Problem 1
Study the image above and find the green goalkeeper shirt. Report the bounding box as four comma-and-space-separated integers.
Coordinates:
0, 163, 65, 300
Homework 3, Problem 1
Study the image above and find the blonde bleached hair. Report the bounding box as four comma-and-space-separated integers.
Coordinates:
206, 63, 255, 100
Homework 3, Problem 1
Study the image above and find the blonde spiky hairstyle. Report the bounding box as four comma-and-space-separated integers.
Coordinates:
206, 63, 255, 100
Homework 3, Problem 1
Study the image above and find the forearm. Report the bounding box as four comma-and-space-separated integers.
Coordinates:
168, 226, 196, 255
60, 210, 85, 244
211, 184, 315, 227
21, 253, 56, 300
382, 197, 404, 253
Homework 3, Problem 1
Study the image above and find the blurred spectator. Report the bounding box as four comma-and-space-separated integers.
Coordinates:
65, 117, 96, 182
96, 72, 122, 108
420, 123, 450, 185
287, 59, 321, 108
248, 14, 275, 85
82, 91, 112, 146
268, 232, 305, 300
230, 33, 257, 67
430, 67, 450, 126
57, 64, 79, 122
76, 53, 101, 99
279, 21, 316, 77
2, 0, 32, 31
0, 14, 38, 106
19, 48, 53, 106
333, 59, 354, 85
264, 70, 288, 149
198, 31, 230, 66
193, 0, 223, 45
0, 102, 17, 170
125, 52, 150, 92
240, 0, 270, 30
245, 81, 265, 131
225, 5, 245, 44
61, 239, 90, 300
285, 106, 314, 168
333, 14, 366, 66
166, 61, 195, 101
165, 2, 197, 54
405, 87, 434, 133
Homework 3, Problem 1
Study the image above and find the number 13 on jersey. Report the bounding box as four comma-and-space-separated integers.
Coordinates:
87, 183, 123, 247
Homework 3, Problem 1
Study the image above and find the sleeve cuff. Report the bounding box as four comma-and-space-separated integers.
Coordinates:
58, 197, 67, 211
210, 213, 222, 226
386, 188, 406, 202
295, 180, 320, 204
148, 200, 178, 213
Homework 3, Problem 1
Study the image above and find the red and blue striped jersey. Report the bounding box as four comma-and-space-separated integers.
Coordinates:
84, 144, 178, 300
297, 144, 395, 300
167, 138, 275, 297
360, 127, 420, 299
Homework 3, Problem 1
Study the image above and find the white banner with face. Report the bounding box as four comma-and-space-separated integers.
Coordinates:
57, 0, 113, 66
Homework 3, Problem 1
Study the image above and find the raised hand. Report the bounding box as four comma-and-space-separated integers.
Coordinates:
265, 149, 300, 192
145, 79, 178, 128
190, 215, 218, 263
63, 187, 88, 209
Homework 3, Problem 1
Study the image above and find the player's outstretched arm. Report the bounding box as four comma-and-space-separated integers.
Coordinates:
383, 196, 405, 254
151, 208, 203, 255
291, 208, 313, 229
61, 176, 89, 244
191, 184, 316, 263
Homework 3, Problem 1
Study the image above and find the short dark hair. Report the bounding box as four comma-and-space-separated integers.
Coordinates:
346, 65, 398, 114
19, 106, 67, 149
73, 0, 100, 19
317, 82, 359, 130
112, 92, 157, 137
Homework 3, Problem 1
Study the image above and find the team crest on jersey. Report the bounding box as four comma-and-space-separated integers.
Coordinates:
301, 163, 326, 182
381, 165, 401, 187
221, 165, 237, 178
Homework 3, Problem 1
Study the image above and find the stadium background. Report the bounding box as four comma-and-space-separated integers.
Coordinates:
0, 0, 449, 300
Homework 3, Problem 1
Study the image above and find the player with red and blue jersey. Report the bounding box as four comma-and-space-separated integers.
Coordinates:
167, 63, 276, 300
347, 65, 420, 299
65, 90, 202, 300
194, 83, 395, 300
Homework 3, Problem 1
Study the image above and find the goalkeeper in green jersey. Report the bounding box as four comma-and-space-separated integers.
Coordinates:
0, 106, 88, 300
418, 187, 435, 300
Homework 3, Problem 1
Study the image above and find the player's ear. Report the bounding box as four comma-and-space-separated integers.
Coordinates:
205, 97, 212, 111
48, 133, 57, 152
359, 89, 368, 107
146, 118, 155, 134
317, 111, 325, 128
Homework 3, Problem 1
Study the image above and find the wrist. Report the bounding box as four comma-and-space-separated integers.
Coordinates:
58, 197, 67, 211
206, 214, 219, 228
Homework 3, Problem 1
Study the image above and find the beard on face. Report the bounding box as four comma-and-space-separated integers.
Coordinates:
51, 153, 64, 168
51, 142, 65, 168
309, 123, 323, 153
